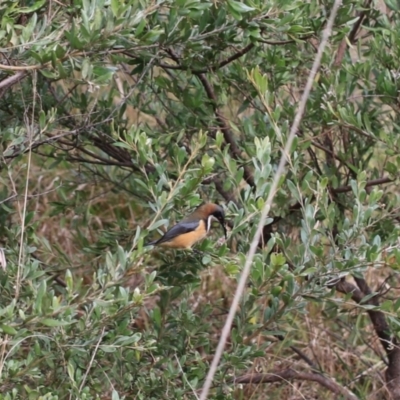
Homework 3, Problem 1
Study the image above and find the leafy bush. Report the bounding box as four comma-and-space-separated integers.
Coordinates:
1, 0, 400, 398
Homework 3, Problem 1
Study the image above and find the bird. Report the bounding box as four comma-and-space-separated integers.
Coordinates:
147, 203, 227, 249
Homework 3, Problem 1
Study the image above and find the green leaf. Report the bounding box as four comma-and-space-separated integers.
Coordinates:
81, 58, 91, 80
227, 0, 255, 13
19, 0, 46, 13
55, 44, 66, 59
41, 319, 73, 327
111, 0, 119, 16
0, 324, 17, 335
112, 390, 120, 400
148, 219, 169, 231
39, 110, 46, 131
270, 253, 286, 267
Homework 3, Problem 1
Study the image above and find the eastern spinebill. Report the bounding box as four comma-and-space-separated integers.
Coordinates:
147, 203, 227, 249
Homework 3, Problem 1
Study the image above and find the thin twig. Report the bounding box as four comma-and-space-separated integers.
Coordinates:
16, 71, 37, 299
0, 248, 6, 270
0, 335, 10, 380
158, 43, 254, 73
175, 354, 200, 400
78, 327, 106, 392
199, 1, 343, 398
289, 345, 318, 370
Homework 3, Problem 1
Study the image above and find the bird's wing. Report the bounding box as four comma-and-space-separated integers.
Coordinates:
152, 220, 200, 245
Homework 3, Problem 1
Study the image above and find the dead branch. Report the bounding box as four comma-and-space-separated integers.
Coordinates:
335, 277, 400, 399
234, 368, 358, 400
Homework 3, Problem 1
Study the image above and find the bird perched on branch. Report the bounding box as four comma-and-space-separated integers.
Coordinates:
147, 203, 227, 249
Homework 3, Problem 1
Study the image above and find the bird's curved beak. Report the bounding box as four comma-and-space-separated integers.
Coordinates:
219, 218, 227, 239
210, 214, 228, 239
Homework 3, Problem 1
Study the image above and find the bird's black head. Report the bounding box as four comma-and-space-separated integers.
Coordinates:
211, 205, 225, 223
209, 204, 227, 239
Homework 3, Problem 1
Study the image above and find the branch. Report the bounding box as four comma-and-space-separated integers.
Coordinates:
290, 345, 318, 370
305, 134, 356, 172
165, 47, 255, 186
217, 43, 254, 69
0, 71, 27, 96
0, 63, 40, 71
65, 155, 134, 168
202, 175, 240, 206
32, 253, 67, 288
261, 175, 393, 246
257, 38, 297, 45
162, 46, 255, 187
332, 176, 394, 194
334, 278, 364, 302
157, 43, 254, 73
335, 277, 400, 397
196, 73, 255, 187
352, 277, 394, 354
77, 144, 135, 168
257, 34, 312, 45
334, 0, 373, 66
2, 131, 79, 160
234, 368, 358, 400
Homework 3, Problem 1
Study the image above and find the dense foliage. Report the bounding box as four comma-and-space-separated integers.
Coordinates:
1, 0, 400, 398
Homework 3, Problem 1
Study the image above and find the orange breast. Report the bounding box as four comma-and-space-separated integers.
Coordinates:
160, 221, 207, 249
